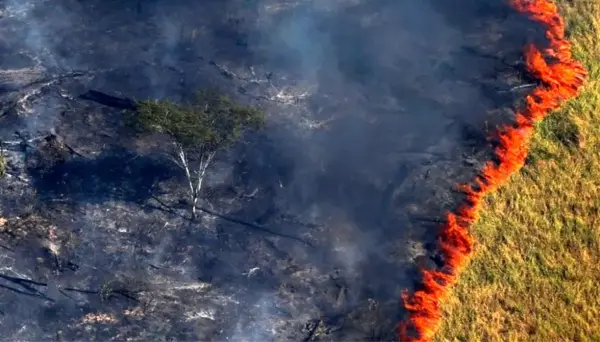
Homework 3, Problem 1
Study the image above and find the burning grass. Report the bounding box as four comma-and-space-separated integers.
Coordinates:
434, 1, 600, 340
398, 0, 595, 341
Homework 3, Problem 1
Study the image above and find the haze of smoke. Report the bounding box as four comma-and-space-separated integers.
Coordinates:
250, 0, 463, 252
225, 0, 468, 338
146, 6, 183, 99
228, 294, 283, 342
4, 0, 80, 71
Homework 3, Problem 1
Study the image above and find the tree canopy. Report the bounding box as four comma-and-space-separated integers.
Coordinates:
133, 89, 265, 151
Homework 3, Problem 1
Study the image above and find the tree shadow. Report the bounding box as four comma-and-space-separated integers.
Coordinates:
27, 146, 179, 205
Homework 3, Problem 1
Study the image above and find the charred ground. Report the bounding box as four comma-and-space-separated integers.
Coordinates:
0, 0, 547, 340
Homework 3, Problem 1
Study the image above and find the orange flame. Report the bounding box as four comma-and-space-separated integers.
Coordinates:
397, 1, 586, 341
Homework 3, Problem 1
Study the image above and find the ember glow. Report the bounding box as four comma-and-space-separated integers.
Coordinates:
397, 1, 587, 341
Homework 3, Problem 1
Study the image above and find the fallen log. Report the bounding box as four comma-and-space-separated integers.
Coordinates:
79, 90, 137, 110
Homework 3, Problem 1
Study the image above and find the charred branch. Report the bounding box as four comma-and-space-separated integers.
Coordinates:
62, 286, 140, 303
147, 194, 315, 247
80, 90, 138, 110
0, 283, 53, 302
195, 205, 315, 248
0, 273, 54, 302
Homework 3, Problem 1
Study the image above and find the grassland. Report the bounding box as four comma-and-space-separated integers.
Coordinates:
435, 1, 600, 341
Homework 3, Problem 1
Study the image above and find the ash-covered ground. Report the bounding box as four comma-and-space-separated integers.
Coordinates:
0, 0, 545, 340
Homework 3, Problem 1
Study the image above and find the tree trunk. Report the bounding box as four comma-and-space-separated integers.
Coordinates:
191, 198, 198, 220
172, 145, 215, 221
190, 151, 214, 221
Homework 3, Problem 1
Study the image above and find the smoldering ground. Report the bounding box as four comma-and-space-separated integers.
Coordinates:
0, 0, 544, 340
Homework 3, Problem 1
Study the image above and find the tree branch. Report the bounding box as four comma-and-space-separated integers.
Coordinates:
176, 143, 195, 200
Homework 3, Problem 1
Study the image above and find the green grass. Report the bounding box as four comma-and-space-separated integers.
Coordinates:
435, 1, 600, 341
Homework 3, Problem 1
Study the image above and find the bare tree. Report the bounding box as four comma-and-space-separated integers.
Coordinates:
131, 89, 265, 219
